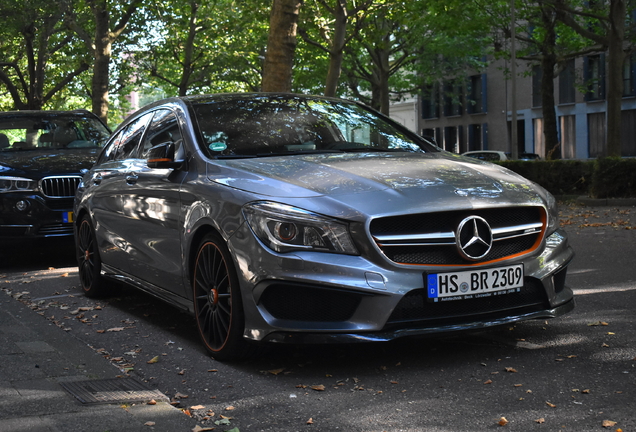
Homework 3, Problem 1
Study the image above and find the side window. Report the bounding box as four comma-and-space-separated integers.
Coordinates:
100, 113, 153, 163
116, 113, 153, 160
98, 130, 125, 163
142, 109, 183, 160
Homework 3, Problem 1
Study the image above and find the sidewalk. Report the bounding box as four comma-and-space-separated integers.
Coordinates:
0, 294, 200, 432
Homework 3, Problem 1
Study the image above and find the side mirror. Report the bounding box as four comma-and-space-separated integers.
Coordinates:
147, 142, 183, 169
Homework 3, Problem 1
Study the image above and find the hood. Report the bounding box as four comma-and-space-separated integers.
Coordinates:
207, 152, 547, 214
0, 148, 100, 179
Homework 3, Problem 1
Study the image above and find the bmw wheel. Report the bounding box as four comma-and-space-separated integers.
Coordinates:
193, 233, 252, 361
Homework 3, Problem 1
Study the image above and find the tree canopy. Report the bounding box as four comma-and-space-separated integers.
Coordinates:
0, 0, 634, 160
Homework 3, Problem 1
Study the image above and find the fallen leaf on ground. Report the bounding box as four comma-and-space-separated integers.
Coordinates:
535, 418, 545, 424
505, 367, 518, 373
144, 421, 155, 426
192, 426, 215, 432
147, 400, 156, 405
190, 405, 205, 410
588, 321, 609, 326
107, 327, 125, 332
483, 379, 493, 385
147, 356, 159, 364
602, 420, 617, 428
546, 401, 556, 408
307, 418, 314, 425
582, 389, 590, 394
498, 416, 508, 426
311, 385, 325, 391
267, 368, 284, 375
225, 406, 235, 411
174, 392, 188, 399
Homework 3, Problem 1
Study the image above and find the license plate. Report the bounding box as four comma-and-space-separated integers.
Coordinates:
62, 212, 74, 223
427, 264, 524, 302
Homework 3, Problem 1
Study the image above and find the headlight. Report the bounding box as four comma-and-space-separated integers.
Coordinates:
243, 201, 358, 254
0, 176, 37, 193
545, 191, 559, 235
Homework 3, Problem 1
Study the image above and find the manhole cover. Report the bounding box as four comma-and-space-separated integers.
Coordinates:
60, 378, 169, 405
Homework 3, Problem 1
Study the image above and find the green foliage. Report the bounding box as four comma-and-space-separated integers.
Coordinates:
0, 0, 91, 109
501, 160, 593, 196
591, 157, 636, 198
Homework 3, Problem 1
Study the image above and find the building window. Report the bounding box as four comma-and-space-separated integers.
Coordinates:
467, 123, 488, 151
443, 126, 459, 152
421, 84, 440, 119
421, 128, 440, 146
584, 54, 605, 101
532, 65, 542, 108
443, 81, 463, 117
467, 74, 487, 114
559, 59, 576, 104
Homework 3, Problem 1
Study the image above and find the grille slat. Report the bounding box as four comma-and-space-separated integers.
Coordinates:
370, 207, 545, 266
40, 176, 81, 198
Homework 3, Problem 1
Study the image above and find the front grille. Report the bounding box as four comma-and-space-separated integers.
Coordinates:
370, 207, 544, 266
259, 283, 364, 322
40, 176, 81, 198
37, 223, 74, 236
386, 278, 548, 327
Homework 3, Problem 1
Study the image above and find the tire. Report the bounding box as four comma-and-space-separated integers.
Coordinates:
76, 215, 109, 298
193, 233, 253, 361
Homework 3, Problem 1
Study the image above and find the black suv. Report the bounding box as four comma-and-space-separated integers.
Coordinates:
0, 110, 110, 240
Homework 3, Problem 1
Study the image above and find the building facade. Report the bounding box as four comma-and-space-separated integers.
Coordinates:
389, 55, 636, 159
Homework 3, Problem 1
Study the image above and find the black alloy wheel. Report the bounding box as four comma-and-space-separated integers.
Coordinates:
193, 233, 252, 361
76, 216, 107, 297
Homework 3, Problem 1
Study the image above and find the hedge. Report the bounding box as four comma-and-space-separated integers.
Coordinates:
499, 158, 636, 199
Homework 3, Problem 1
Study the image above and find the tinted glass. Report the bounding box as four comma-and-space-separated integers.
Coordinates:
0, 113, 110, 151
191, 96, 436, 158
141, 109, 183, 159
102, 113, 153, 162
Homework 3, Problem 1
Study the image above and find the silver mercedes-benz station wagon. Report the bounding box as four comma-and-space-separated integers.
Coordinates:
74, 93, 574, 360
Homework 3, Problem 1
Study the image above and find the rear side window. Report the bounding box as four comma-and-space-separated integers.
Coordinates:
101, 113, 153, 162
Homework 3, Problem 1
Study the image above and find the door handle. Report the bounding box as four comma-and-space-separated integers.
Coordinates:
125, 173, 138, 185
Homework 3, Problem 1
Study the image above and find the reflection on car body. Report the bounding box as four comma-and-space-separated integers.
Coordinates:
74, 93, 575, 360
0, 110, 110, 239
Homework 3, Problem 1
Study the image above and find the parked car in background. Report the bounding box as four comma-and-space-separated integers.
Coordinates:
461, 150, 509, 161
462, 150, 542, 162
518, 152, 542, 161
74, 93, 575, 360
0, 110, 110, 240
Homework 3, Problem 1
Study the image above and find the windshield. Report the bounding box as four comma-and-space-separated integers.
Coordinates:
192, 96, 437, 158
0, 113, 110, 152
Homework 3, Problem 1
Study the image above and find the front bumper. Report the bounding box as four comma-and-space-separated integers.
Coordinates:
232, 226, 575, 343
0, 193, 75, 238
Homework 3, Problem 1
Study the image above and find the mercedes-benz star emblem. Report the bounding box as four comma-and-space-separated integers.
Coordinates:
455, 216, 493, 261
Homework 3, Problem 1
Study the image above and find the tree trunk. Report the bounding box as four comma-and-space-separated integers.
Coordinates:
606, 0, 626, 157
262, 0, 302, 92
540, 5, 560, 160
324, 0, 347, 97
92, 6, 111, 124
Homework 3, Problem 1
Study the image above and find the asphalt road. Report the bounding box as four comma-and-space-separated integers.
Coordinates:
1, 204, 635, 431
